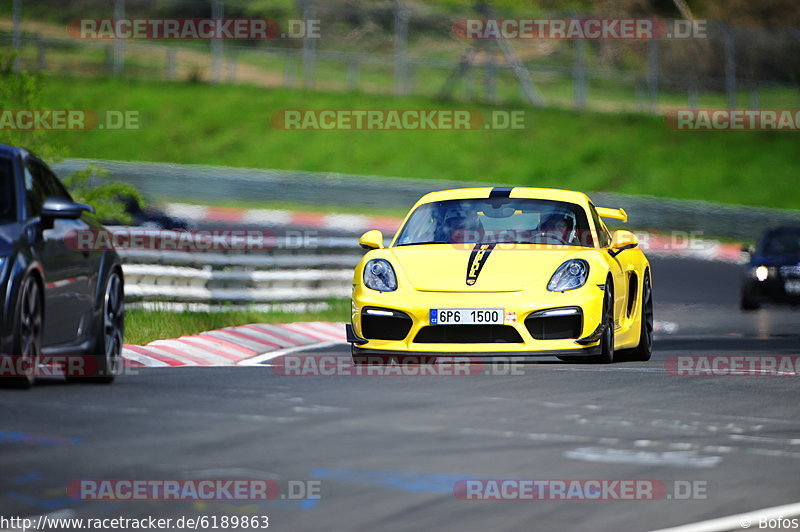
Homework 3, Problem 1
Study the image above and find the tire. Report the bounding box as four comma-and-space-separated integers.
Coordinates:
740, 291, 760, 311
618, 273, 653, 362
1, 275, 42, 389
70, 271, 124, 384
588, 281, 615, 364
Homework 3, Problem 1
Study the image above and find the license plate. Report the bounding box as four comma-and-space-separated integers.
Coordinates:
430, 308, 504, 325
785, 280, 800, 295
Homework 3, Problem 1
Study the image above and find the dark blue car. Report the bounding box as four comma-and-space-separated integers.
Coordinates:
741, 226, 800, 310
0, 144, 124, 387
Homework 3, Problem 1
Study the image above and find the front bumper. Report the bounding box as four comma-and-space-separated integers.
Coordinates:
350, 283, 605, 356
743, 277, 800, 305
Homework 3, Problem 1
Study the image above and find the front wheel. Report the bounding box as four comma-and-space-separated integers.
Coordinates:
70, 271, 124, 384
588, 282, 615, 364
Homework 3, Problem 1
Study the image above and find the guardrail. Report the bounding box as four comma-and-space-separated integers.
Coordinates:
107, 228, 362, 307
51, 160, 797, 309
55, 159, 800, 242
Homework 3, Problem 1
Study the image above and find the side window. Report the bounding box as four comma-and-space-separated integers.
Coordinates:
24, 160, 48, 218
589, 204, 611, 248
24, 159, 72, 219
42, 166, 72, 201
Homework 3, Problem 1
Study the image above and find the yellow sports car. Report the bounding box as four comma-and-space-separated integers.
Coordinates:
346, 187, 653, 364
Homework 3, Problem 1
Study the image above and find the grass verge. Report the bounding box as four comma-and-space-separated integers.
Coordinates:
125, 300, 350, 346
36, 76, 799, 210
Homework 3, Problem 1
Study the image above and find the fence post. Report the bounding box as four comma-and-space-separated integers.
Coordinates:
12, 0, 22, 72
113, 0, 125, 75
284, 52, 296, 87
573, 38, 587, 110
635, 81, 644, 112
165, 47, 177, 79
105, 44, 114, 75
748, 84, 759, 109
36, 37, 46, 71
394, 0, 409, 96
722, 24, 736, 109
211, 0, 224, 83
646, 39, 659, 114
464, 65, 475, 100
301, 0, 316, 88
688, 86, 698, 110
346, 57, 360, 90
227, 49, 237, 82
484, 46, 497, 103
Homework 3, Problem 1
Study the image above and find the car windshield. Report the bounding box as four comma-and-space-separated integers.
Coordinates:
394, 198, 594, 247
0, 157, 16, 224
761, 228, 800, 255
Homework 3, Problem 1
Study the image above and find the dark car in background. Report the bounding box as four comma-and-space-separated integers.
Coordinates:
741, 226, 800, 310
0, 144, 125, 388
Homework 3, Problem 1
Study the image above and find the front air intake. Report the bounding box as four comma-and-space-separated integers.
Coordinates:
414, 325, 523, 343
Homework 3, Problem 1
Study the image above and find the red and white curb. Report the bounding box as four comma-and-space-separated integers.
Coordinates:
122, 319, 678, 368
122, 322, 347, 367
162, 203, 745, 263
164, 203, 402, 234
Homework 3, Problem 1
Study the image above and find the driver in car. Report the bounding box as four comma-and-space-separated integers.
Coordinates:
435, 205, 484, 244
539, 212, 575, 244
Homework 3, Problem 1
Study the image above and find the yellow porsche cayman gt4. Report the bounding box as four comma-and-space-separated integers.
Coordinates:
346, 187, 653, 364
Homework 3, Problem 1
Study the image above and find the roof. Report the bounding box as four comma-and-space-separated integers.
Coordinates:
0, 144, 29, 158
413, 187, 592, 207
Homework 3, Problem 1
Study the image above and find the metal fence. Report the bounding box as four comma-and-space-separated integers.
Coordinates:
3, 0, 800, 113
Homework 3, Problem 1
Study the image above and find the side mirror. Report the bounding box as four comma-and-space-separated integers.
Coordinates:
41, 197, 95, 220
609, 230, 639, 256
359, 230, 384, 250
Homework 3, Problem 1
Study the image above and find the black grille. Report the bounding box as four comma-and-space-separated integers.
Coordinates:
525, 311, 582, 340
414, 325, 523, 343
361, 309, 412, 341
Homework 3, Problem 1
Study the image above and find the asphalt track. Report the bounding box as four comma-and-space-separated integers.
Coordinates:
2, 255, 800, 532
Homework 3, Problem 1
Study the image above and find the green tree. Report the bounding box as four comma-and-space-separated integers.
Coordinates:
1, 51, 144, 224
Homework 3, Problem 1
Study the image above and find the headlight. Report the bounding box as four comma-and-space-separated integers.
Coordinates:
751, 266, 779, 281
363, 259, 397, 292
547, 259, 589, 292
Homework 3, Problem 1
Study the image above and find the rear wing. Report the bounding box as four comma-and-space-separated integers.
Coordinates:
596, 207, 628, 223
